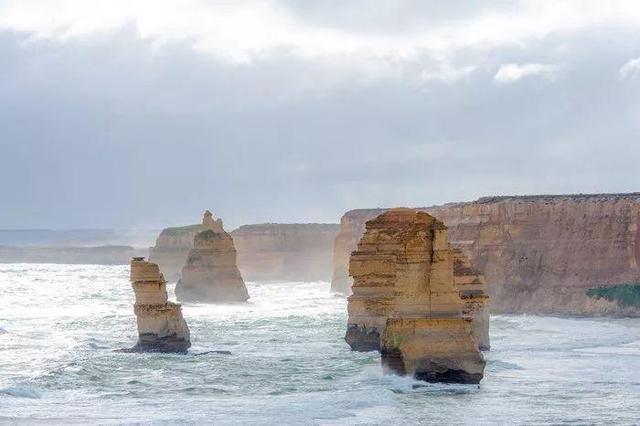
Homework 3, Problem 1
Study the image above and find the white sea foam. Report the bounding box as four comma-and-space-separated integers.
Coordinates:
1, 263, 639, 424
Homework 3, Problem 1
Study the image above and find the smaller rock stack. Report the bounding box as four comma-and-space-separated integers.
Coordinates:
129, 257, 190, 353
453, 248, 491, 350
176, 211, 249, 303
346, 208, 486, 384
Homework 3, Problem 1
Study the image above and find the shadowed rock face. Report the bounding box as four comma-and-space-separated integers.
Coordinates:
453, 248, 490, 350
175, 211, 249, 303
332, 193, 640, 316
129, 257, 190, 353
346, 208, 485, 383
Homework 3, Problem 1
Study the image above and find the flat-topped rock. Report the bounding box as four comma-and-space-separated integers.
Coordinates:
176, 211, 249, 303
453, 248, 490, 350
129, 257, 190, 353
346, 208, 485, 383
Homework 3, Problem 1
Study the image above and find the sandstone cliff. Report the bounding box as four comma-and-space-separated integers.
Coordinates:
332, 193, 640, 316
346, 208, 485, 383
149, 225, 203, 281
176, 211, 249, 303
150, 223, 339, 282
232, 223, 339, 282
129, 257, 190, 353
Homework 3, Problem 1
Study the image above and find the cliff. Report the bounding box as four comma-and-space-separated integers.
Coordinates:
176, 211, 249, 303
129, 257, 190, 353
332, 193, 640, 316
150, 223, 340, 282
346, 208, 485, 383
148, 225, 203, 281
232, 223, 340, 281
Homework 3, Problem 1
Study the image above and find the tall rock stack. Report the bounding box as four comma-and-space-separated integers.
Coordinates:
129, 257, 190, 353
176, 211, 249, 303
453, 248, 491, 350
346, 208, 485, 384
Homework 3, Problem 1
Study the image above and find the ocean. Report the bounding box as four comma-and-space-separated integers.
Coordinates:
1, 264, 639, 424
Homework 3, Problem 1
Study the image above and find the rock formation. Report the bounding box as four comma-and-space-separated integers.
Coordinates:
175, 211, 249, 303
149, 223, 339, 282
346, 208, 485, 383
129, 257, 190, 353
453, 248, 490, 350
332, 193, 640, 317
149, 225, 203, 281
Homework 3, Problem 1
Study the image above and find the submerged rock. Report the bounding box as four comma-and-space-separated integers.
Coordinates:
129, 257, 190, 353
346, 208, 485, 383
175, 211, 249, 303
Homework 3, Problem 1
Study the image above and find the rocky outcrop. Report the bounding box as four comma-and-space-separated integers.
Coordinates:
150, 222, 339, 282
346, 208, 485, 383
332, 193, 640, 316
175, 211, 249, 303
129, 257, 190, 353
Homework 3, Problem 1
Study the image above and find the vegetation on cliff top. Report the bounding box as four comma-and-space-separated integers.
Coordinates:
586, 284, 640, 308
161, 224, 201, 236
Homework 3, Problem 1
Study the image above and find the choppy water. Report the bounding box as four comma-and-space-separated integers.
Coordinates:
1, 264, 640, 424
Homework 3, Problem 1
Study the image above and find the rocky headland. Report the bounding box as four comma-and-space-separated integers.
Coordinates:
175, 211, 249, 303
128, 257, 190, 353
332, 193, 640, 316
149, 222, 339, 282
346, 208, 485, 383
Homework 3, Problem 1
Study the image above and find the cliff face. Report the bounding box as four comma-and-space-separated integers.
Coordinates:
150, 223, 340, 282
346, 208, 485, 383
332, 193, 640, 316
176, 211, 249, 303
232, 224, 340, 282
129, 257, 190, 353
148, 225, 203, 281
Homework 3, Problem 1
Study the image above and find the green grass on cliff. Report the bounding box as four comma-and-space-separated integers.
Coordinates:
586, 284, 640, 308
161, 224, 202, 236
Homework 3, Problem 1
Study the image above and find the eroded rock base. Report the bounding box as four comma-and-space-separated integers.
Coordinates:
381, 318, 485, 384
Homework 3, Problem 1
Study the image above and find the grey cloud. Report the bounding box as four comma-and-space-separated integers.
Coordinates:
1, 24, 639, 229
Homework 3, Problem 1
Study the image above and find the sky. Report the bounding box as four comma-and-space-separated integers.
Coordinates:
1, 0, 640, 229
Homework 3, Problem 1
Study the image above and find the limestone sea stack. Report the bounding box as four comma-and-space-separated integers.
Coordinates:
453, 248, 490, 350
129, 257, 190, 352
176, 211, 249, 303
346, 208, 485, 383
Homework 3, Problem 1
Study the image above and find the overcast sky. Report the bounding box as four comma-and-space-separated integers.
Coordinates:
1, 0, 640, 229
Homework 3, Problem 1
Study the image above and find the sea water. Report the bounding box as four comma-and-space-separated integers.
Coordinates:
1, 264, 639, 424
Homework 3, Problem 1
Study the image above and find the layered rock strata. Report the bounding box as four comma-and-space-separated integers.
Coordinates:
150, 223, 339, 282
129, 257, 190, 353
176, 211, 249, 303
332, 193, 640, 316
453, 249, 490, 350
346, 208, 485, 383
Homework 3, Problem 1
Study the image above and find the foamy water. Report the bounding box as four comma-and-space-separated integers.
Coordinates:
1, 264, 640, 424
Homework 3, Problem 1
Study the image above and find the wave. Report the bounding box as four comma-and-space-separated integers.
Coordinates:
0, 385, 41, 399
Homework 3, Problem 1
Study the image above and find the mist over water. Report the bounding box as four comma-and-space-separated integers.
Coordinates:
1, 264, 639, 424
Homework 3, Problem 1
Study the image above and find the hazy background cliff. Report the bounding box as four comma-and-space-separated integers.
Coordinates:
149, 223, 340, 282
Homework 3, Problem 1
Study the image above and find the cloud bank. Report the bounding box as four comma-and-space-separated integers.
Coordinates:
1, 1, 640, 228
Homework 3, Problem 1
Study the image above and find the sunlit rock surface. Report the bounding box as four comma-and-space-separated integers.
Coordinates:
332, 193, 640, 316
129, 257, 190, 353
176, 211, 249, 303
345, 208, 485, 383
